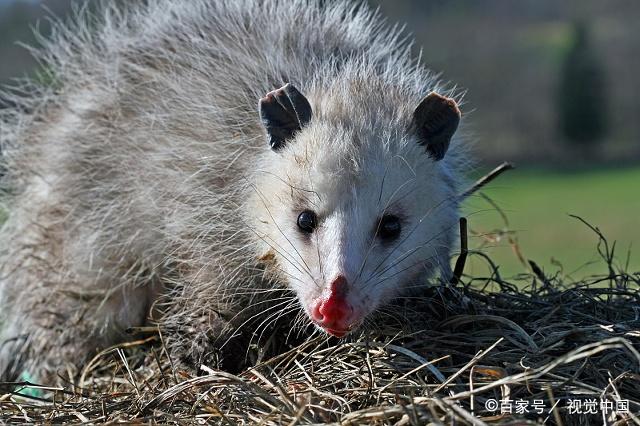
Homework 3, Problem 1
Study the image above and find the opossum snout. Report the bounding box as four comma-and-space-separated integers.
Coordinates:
310, 275, 358, 337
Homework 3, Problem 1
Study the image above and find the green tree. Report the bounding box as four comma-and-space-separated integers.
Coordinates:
557, 22, 608, 146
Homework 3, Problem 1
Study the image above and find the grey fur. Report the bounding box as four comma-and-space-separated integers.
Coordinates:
0, 0, 466, 381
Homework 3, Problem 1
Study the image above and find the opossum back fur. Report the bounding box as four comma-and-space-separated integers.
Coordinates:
0, 0, 467, 380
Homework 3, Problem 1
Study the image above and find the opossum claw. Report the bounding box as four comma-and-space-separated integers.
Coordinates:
259, 83, 312, 150
413, 92, 461, 161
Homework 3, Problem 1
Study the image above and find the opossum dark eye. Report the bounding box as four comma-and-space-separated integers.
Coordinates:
297, 210, 317, 233
377, 215, 401, 241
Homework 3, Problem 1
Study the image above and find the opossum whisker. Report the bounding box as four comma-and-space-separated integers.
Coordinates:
292, 309, 314, 336
372, 307, 410, 330
219, 296, 297, 349
259, 264, 306, 287
390, 295, 440, 305
228, 288, 292, 296
365, 250, 444, 294
354, 165, 417, 286
362, 209, 458, 288
287, 310, 315, 342
361, 193, 458, 286
254, 169, 321, 206
250, 182, 310, 264
220, 288, 294, 313
250, 300, 301, 349
376, 155, 392, 205
375, 257, 441, 292
354, 159, 394, 281
222, 289, 293, 303
372, 193, 458, 274
313, 226, 327, 286
251, 306, 300, 343
244, 302, 301, 350
370, 232, 453, 282
396, 280, 444, 294
361, 313, 387, 334
369, 240, 454, 289
371, 228, 454, 288
370, 251, 450, 291
249, 183, 318, 284
221, 192, 314, 284
212, 181, 309, 280
306, 163, 327, 287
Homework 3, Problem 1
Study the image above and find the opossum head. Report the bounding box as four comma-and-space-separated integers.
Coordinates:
254, 83, 461, 337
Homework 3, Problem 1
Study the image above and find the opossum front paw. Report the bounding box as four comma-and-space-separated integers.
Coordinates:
168, 316, 250, 374
184, 335, 249, 374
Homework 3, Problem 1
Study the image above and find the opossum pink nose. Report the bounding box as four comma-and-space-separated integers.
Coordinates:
311, 275, 353, 337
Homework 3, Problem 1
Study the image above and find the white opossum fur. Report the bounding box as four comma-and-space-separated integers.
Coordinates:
0, 0, 467, 381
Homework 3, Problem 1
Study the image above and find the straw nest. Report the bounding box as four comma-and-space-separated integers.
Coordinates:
1, 209, 639, 425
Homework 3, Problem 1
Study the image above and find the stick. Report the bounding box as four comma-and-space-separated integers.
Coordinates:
461, 162, 514, 199
450, 217, 468, 284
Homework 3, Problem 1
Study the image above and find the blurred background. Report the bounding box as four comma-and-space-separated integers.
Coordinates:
1, 0, 638, 276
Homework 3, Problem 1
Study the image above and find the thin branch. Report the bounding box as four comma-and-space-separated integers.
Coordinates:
461, 162, 514, 199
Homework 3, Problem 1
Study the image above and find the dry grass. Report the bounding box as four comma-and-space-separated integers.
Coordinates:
1, 227, 638, 425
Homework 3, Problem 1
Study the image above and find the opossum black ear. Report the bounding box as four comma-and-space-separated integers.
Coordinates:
259, 83, 312, 150
413, 92, 461, 161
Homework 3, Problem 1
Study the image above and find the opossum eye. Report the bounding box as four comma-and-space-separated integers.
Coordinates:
297, 210, 318, 233
377, 215, 402, 241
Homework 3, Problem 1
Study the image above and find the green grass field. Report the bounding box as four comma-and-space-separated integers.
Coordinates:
462, 166, 640, 278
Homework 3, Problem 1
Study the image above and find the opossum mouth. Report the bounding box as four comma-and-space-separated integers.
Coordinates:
325, 328, 349, 338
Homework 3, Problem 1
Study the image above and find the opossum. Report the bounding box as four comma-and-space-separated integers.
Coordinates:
0, 0, 465, 382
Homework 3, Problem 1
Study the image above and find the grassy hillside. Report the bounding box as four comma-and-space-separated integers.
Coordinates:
463, 166, 640, 277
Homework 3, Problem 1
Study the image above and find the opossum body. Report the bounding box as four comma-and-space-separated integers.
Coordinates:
0, 0, 465, 381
